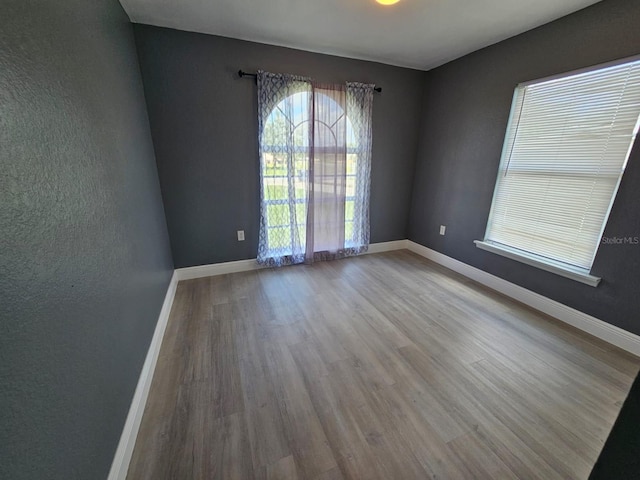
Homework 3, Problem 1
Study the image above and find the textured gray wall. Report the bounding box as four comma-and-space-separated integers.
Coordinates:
134, 25, 426, 268
409, 0, 640, 335
0, 1, 173, 479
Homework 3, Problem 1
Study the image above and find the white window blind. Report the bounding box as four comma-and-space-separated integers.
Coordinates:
484, 58, 640, 272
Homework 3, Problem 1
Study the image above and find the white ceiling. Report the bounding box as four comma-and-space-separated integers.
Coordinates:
120, 0, 601, 70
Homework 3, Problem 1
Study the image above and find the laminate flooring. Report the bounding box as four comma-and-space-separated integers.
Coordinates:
127, 250, 639, 479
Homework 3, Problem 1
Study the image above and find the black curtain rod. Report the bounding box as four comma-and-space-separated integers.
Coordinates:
238, 70, 382, 93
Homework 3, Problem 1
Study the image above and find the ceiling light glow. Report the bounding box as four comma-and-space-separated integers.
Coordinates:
376, 0, 401, 5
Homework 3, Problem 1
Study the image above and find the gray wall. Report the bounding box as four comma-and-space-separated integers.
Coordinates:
0, 1, 173, 479
134, 25, 426, 268
409, 0, 640, 335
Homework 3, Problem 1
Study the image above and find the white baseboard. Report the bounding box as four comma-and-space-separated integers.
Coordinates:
175, 258, 262, 281
365, 240, 408, 254
107, 272, 179, 480
173, 241, 409, 281
406, 240, 640, 357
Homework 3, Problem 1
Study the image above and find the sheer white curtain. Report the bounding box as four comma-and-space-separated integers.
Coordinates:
306, 85, 347, 261
257, 71, 374, 266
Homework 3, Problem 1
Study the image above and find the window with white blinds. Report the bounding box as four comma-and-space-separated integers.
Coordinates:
481, 58, 640, 277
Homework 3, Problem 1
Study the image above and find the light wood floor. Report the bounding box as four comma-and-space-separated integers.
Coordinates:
128, 250, 639, 479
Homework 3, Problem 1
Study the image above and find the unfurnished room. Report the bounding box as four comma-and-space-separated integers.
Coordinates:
3, 0, 640, 479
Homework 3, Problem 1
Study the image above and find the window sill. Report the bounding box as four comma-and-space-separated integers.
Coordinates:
473, 240, 601, 287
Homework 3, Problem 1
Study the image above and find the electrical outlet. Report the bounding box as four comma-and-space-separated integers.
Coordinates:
439, 225, 446, 235
237, 230, 245, 241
